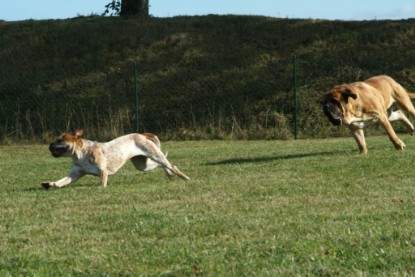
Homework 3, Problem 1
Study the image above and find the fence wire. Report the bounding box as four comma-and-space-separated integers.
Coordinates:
0, 55, 313, 142
0, 54, 380, 142
2, 18, 415, 143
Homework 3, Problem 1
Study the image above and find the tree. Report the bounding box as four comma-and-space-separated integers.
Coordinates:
104, 0, 149, 17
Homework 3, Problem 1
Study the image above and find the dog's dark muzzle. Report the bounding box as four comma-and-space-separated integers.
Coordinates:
323, 103, 343, 126
49, 143, 69, 157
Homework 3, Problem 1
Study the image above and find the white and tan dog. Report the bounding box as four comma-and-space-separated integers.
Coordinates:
324, 75, 415, 154
42, 128, 189, 189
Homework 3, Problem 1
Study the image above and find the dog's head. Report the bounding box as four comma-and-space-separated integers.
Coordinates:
49, 128, 84, 158
323, 85, 357, 126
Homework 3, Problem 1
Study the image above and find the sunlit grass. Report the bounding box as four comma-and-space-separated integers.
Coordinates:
1, 136, 415, 275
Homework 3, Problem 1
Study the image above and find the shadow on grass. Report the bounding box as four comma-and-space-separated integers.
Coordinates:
206, 150, 350, 166
22, 183, 94, 192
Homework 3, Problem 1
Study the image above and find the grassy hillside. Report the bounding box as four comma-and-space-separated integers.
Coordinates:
1, 15, 415, 141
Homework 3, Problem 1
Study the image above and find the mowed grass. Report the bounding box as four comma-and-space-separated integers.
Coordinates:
1, 135, 415, 276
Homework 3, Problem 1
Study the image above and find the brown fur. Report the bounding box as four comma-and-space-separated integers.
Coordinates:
324, 75, 415, 154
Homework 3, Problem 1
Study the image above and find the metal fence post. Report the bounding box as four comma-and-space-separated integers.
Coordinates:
292, 54, 298, 139
134, 62, 139, 133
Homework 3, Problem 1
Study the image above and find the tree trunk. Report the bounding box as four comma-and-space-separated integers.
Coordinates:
120, 0, 149, 17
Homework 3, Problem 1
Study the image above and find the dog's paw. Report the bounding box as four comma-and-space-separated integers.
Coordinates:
41, 182, 53, 189
395, 140, 406, 150
172, 165, 190, 181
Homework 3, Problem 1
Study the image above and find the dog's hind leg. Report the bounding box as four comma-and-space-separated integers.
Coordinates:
379, 112, 406, 150
392, 84, 415, 134
152, 153, 190, 180
139, 141, 190, 180
388, 110, 414, 135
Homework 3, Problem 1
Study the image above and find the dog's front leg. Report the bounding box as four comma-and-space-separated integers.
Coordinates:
89, 145, 108, 187
100, 170, 108, 187
41, 166, 85, 189
350, 127, 368, 154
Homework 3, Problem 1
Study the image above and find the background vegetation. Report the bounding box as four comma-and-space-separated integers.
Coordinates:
1, 136, 415, 275
1, 15, 415, 142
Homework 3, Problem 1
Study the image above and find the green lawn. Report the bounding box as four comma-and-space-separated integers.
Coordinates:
1, 136, 415, 276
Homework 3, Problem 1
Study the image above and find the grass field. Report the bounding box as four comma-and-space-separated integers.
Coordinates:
1, 135, 415, 276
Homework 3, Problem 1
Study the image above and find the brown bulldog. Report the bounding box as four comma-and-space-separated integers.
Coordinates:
324, 75, 415, 154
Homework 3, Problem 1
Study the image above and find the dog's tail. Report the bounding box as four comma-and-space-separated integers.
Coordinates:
143, 133, 161, 149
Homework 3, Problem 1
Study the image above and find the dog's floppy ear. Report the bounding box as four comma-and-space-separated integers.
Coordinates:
341, 88, 357, 103
75, 128, 84, 138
